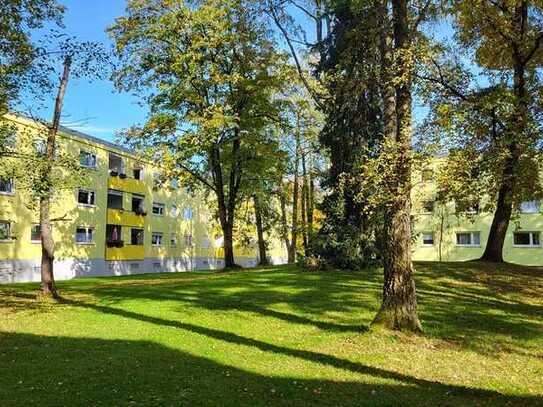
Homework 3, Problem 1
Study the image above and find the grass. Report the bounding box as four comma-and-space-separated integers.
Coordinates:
1, 262, 542, 406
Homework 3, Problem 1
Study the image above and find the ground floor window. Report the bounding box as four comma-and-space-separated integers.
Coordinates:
456, 232, 481, 247
422, 232, 434, 246
131, 228, 144, 245
76, 227, 94, 244
152, 232, 163, 246
513, 231, 541, 247
0, 221, 11, 240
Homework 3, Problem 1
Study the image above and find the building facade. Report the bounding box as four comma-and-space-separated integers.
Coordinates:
412, 165, 543, 266
0, 116, 287, 284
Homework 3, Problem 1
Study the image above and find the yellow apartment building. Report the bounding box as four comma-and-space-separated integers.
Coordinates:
0, 115, 287, 283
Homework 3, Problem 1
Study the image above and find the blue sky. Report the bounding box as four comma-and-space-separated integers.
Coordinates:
26, 0, 148, 142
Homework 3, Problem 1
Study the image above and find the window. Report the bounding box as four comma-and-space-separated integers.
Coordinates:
109, 153, 124, 175
184, 233, 193, 247
513, 232, 541, 247
0, 221, 11, 241
75, 227, 94, 244
520, 200, 541, 214
34, 139, 46, 155
152, 232, 163, 246
0, 178, 14, 194
422, 232, 434, 246
80, 151, 97, 168
77, 189, 95, 206
422, 201, 435, 214
456, 201, 480, 214
107, 190, 123, 210
170, 205, 178, 217
152, 202, 165, 216
106, 225, 122, 242
132, 194, 145, 214
456, 232, 481, 247
422, 169, 434, 182
133, 167, 143, 180
30, 225, 41, 242
183, 207, 193, 220
170, 233, 177, 247
131, 228, 144, 245
153, 172, 162, 188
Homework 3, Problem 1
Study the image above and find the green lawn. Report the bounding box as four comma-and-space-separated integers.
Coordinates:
1, 262, 542, 406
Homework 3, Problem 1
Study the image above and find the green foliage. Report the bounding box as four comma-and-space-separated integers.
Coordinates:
312, 0, 384, 268
0, 0, 64, 111
110, 0, 289, 256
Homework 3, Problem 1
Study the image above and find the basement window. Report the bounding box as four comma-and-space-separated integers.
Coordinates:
513, 232, 541, 247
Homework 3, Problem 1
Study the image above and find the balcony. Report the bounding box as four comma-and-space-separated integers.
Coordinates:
106, 245, 145, 261
107, 208, 145, 227
108, 175, 147, 195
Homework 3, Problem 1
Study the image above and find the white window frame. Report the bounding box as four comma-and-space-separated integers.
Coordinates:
80, 150, 97, 169
152, 232, 163, 246
77, 188, 96, 207
152, 202, 165, 216
520, 200, 541, 214
421, 232, 434, 246
456, 232, 481, 247
0, 221, 12, 242
513, 231, 541, 248
0, 178, 14, 195
75, 226, 95, 245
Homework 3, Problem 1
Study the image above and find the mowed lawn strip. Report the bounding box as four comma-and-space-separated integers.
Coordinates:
1, 262, 542, 406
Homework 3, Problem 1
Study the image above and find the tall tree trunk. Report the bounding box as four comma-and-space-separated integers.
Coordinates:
301, 150, 309, 255
289, 133, 300, 263
279, 185, 292, 258
372, 0, 421, 332
480, 2, 527, 263
253, 194, 269, 266
307, 148, 315, 234
40, 55, 71, 298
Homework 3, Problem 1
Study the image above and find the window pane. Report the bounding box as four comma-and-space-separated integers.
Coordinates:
0, 222, 10, 240
422, 233, 434, 245
31, 225, 41, 241
457, 233, 471, 245
0, 178, 13, 193
520, 200, 540, 214
533, 233, 540, 246
472, 232, 480, 245
514, 233, 531, 245
131, 228, 144, 245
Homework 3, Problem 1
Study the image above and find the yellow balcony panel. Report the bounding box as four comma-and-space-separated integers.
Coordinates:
107, 208, 145, 227
106, 245, 145, 261
108, 176, 147, 195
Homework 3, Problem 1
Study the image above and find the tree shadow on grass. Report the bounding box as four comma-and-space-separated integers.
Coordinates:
1, 331, 541, 406
38, 297, 539, 406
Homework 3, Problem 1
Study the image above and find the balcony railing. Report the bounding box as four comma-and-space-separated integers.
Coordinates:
107, 208, 145, 227
108, 175, 147, 195
105, 245, 145, 261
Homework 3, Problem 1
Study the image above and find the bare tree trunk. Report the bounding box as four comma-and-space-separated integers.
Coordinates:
39, 55, 71, 298
372, 0, 421, 332
279, 184, 292, 258
253, 194, 269, 266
